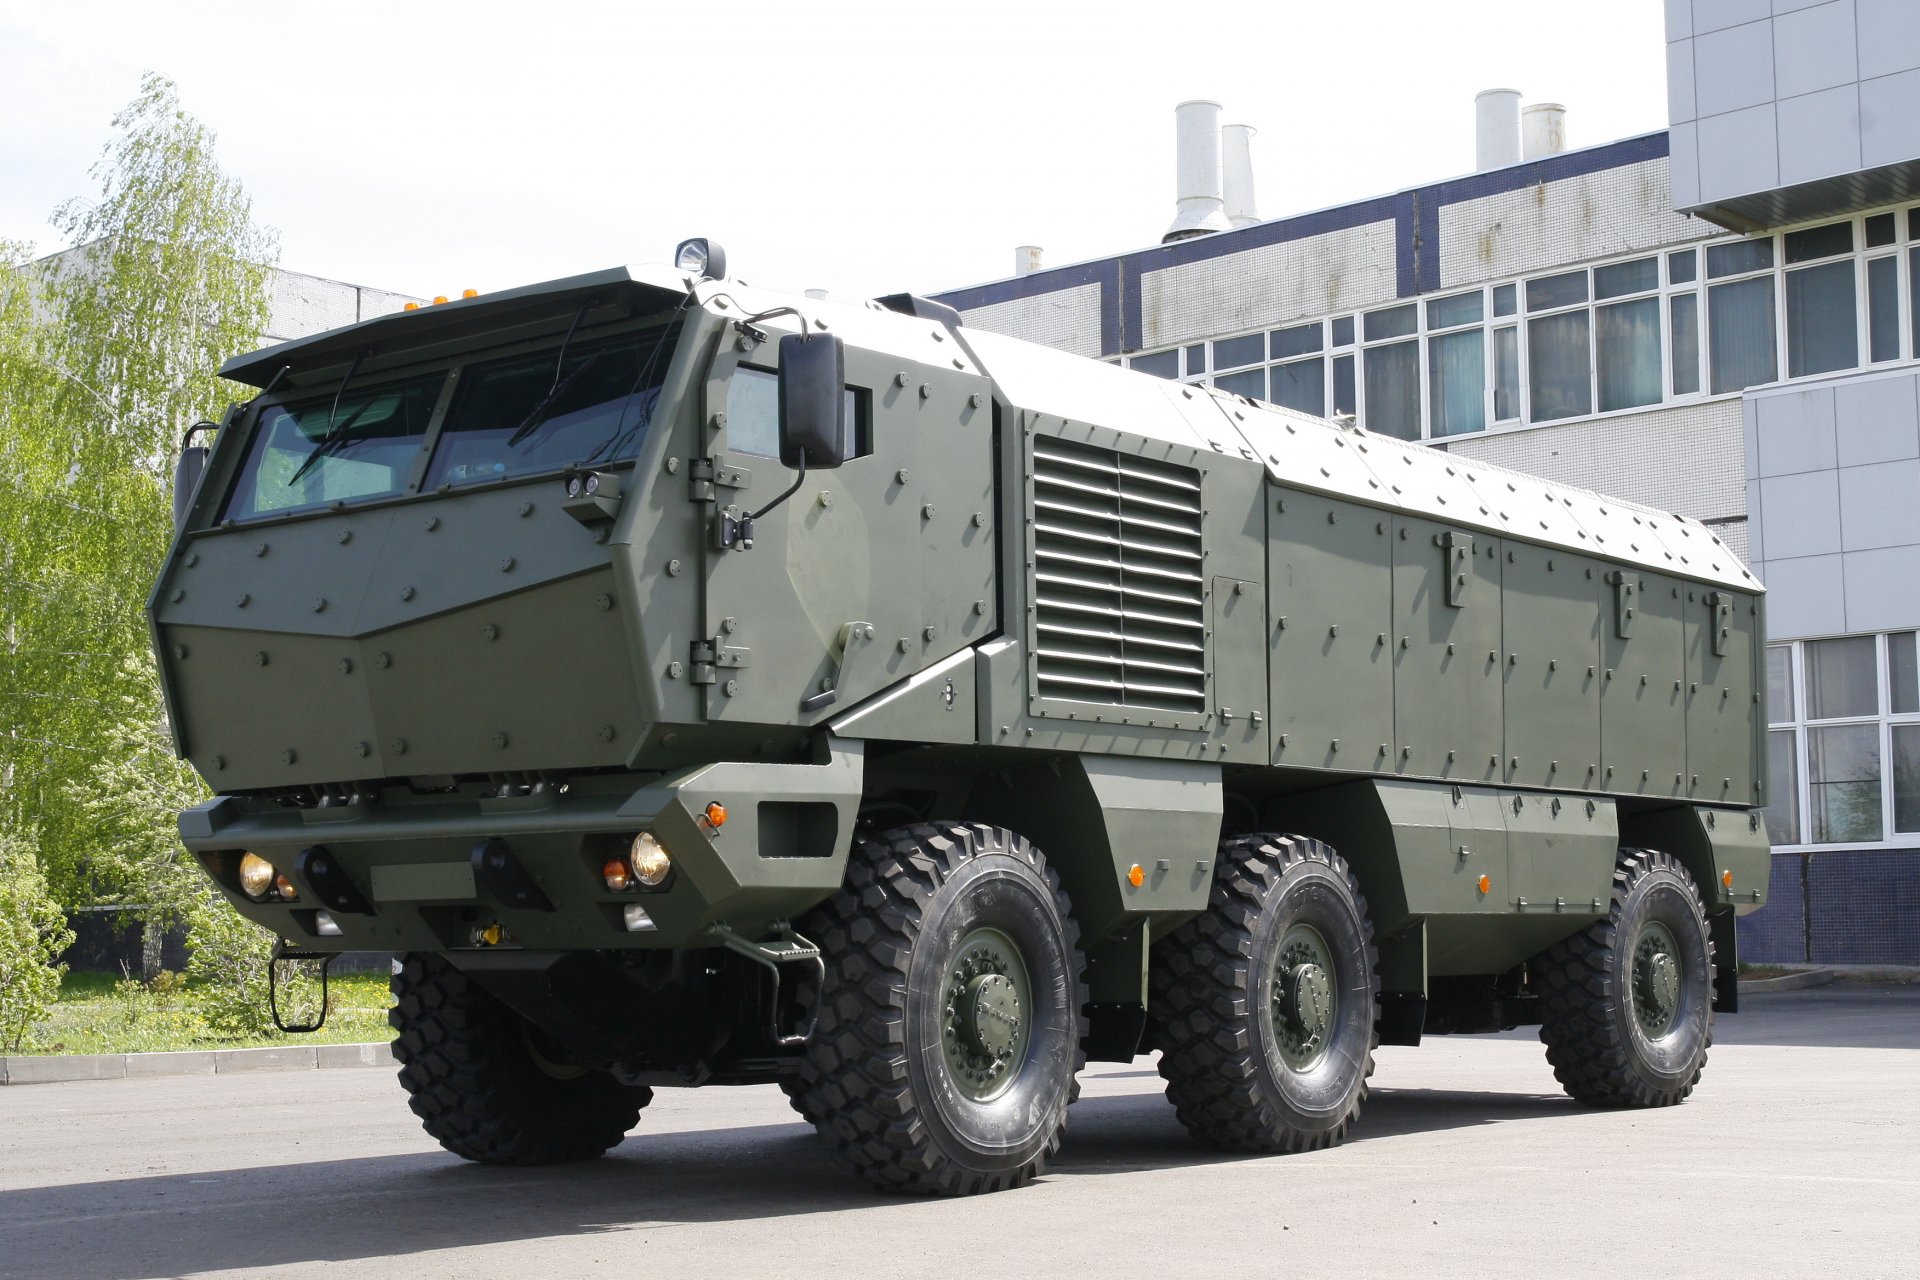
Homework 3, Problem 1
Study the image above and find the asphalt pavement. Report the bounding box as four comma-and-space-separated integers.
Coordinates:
1, 984, 1913, 1280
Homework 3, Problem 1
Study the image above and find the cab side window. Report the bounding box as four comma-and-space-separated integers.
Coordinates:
728, 366, 873, 461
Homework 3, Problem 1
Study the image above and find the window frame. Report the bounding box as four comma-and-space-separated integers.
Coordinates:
1767, 631, 1920, 851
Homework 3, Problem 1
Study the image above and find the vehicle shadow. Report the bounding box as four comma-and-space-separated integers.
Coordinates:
0, 1083, 1578, 1279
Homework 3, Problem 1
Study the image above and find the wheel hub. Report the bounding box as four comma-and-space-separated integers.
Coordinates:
1289, 963, 1332, 1038
1271, 925, 1338, 1070
1631, 921, 1683, 1037
960, 973, 1022, 1057
941, 930, 1032, 1101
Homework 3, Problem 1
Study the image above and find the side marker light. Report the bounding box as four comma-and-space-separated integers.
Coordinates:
1477, 874, 1491, 895
1722, 870, 1734, 889
1127, 864, 1145, 888
703, 802, 728, 830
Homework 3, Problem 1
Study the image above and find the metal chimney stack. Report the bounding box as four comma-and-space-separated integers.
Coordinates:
1014, 245, 1044, 277
1475, 89, 1522, 171
1522, 103, 1568, 159
1164, 99, 1230, 243
1222, 124, 1259, 228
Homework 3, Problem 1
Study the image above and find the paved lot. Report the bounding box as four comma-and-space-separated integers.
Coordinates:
1, 984, 1914, 1280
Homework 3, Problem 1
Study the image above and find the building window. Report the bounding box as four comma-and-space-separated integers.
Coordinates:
1118, 201, 1920, 443
1768, 632, 1920, 848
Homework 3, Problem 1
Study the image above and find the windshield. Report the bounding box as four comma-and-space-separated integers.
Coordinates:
218, 315, 683, 524
221, 373, 446, 522
423, 321, 680, 489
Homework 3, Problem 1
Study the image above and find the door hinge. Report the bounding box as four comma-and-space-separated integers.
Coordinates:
688, 456, 750, 503
1707, 589, 1732, 656
1438, 531, 1473, 607
1608, 570, 1639, 639
689, 638, 751, 685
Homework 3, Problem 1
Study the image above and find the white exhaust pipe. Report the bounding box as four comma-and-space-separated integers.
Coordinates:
1522, 102, 1567, 159
1222, 124, 1259, 228
1475, 88, 1522, 171
1014, 245, 1044, 277
1164, 99, 1230, 243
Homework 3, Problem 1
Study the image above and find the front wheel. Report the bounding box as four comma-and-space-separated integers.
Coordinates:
390, 953, 650, 1165
1150, 834, 1378, 1152
1535, 848, 1714, 1107
791, 822, 1087, 1195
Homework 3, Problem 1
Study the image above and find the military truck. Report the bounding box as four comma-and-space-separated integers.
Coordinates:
152, 240, 1770, 1195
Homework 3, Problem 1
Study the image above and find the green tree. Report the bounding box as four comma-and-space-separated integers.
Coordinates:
0, 74, 277, 959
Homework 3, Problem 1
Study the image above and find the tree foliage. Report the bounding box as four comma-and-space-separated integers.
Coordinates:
0, 73, 277, 911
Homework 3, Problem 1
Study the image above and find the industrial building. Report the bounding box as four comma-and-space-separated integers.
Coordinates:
933, 0, 1920, 964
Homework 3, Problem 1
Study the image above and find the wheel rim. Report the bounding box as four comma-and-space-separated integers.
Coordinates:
941, 927, 1032, 1102
1271, 922, 1338, 1072
1630, 919, 1684, 1039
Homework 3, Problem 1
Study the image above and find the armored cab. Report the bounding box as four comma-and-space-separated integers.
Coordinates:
153, 250, 1769, 1195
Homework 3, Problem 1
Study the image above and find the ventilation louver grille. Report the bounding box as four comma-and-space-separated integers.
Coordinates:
1031, 436, 1206, 715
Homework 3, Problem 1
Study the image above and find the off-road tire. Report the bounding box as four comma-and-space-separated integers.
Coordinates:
791, 822, 1087, 1195
391, 952, 650, 1165
1150, 833, 1378, 1152
1536, 848, 1714, 1107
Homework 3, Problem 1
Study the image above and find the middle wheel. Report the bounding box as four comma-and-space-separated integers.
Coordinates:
793, 821, 1087, 1195
1151, 833, 1379, 1152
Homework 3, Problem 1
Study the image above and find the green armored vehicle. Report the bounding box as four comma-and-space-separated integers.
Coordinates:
153, 240, 1770, 1195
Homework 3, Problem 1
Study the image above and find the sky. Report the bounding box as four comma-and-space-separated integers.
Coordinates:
0, 0, 1671, 304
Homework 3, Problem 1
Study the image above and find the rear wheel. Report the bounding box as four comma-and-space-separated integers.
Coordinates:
391, 952, 650, 1165
1535, 848, 1713, 1107
1151, 833, 1378, 1152
791, 822, 1086, 1195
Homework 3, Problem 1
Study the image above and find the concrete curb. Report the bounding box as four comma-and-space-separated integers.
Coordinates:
0, 1041, 396, 1085
1739, 968, 1838, 993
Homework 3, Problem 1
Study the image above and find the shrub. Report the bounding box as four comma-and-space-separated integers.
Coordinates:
185, 890, 276, 1039
0, 833, 75, 1053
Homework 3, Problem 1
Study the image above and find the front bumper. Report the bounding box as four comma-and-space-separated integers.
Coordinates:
181, 741, 864, 952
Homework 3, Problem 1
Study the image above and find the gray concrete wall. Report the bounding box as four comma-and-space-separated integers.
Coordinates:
1744, 366, 1920, 639
1667, 0, 1920, 208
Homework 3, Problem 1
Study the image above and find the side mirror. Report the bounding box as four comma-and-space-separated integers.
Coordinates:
172, 445, 209, 531
777, 333, 849, 470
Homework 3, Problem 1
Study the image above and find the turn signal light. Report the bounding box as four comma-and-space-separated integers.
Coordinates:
703, 802, 728, 830
1127, 864, 1145, 888
273, 874, 299, 901
1477, 874, 1492, 895
602, 858, 633, 892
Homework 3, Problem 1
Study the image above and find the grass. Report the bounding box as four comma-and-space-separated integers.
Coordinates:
15, 969, 396, 1057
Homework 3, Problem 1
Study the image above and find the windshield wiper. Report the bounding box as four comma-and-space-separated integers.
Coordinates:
505, 297, 596, 448
505, 351, 603, 448
287, 346, 372, 485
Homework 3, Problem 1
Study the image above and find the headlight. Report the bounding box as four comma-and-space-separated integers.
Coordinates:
238, 852, 275, 899
630, 833, 672, 886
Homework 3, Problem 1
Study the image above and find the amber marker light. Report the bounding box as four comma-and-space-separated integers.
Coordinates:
1722, 870, 1734, 889
602, 858, 633, 892
1128, 864, 1145, 888
461, 288, 478, 298
432, 295, 448, 305
274, 873, 299, 901
1477, 874, 1492, 895
403, 301, 420, 311
703, 802, 728, 830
